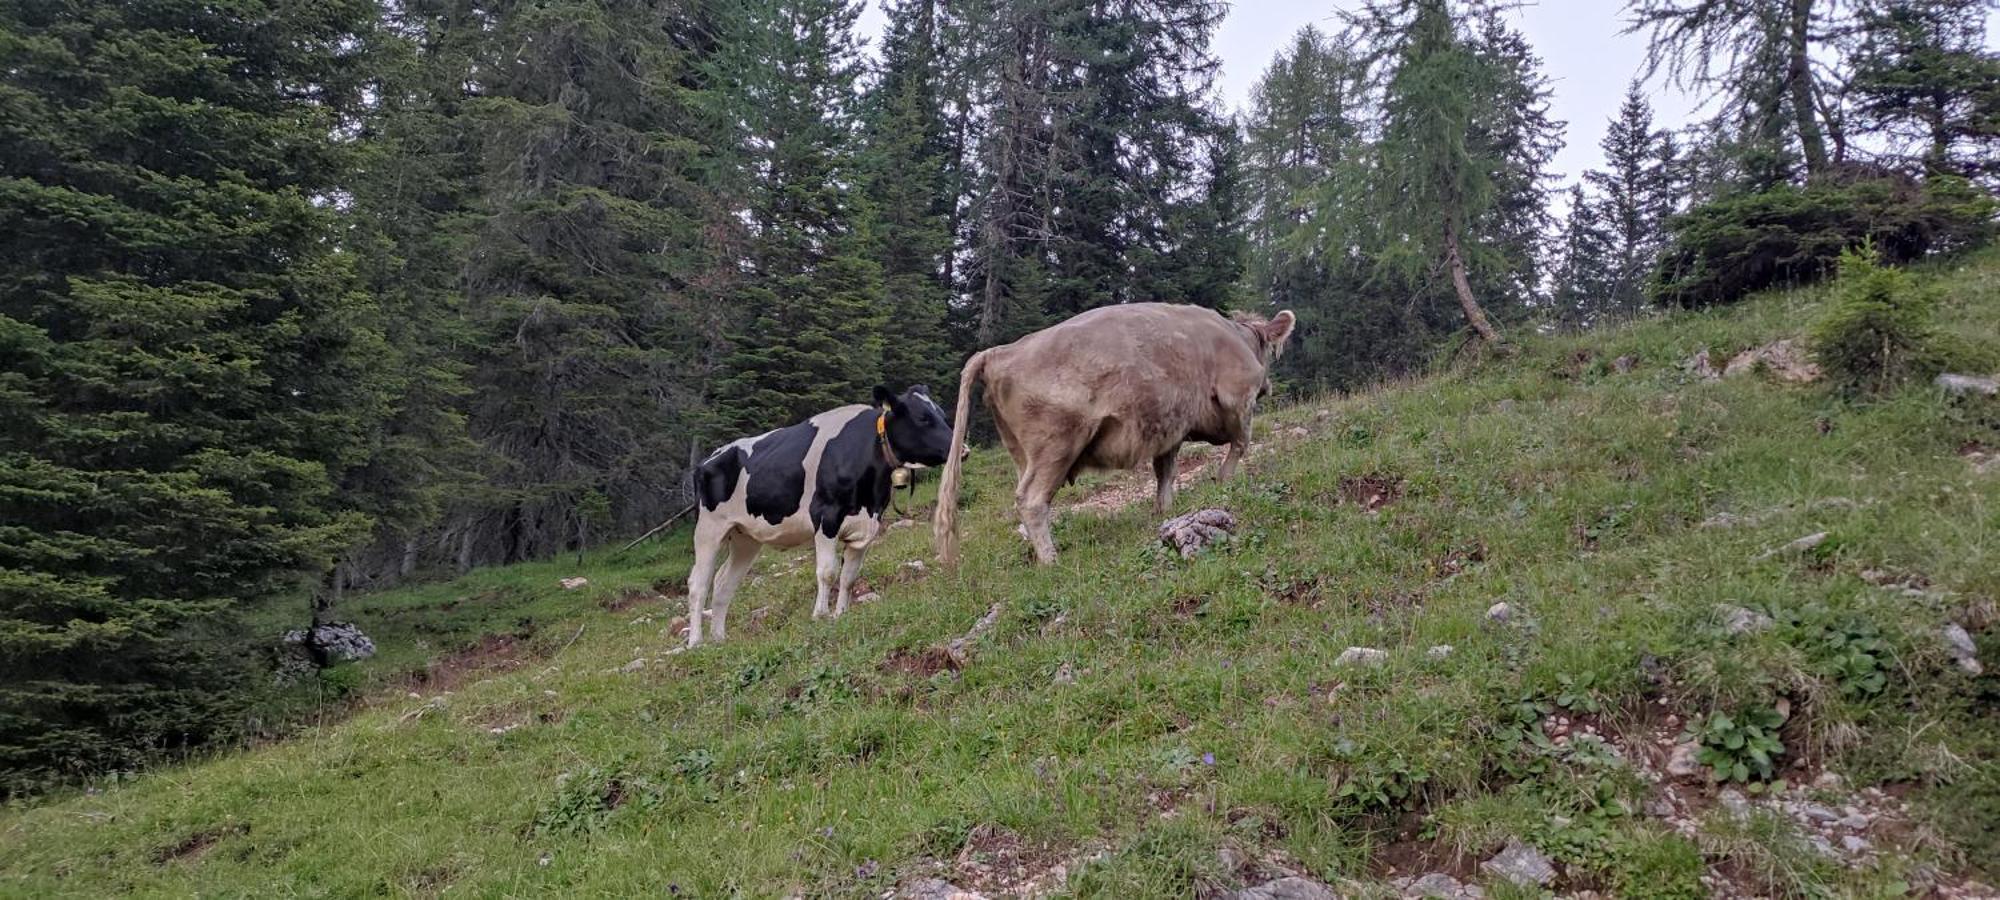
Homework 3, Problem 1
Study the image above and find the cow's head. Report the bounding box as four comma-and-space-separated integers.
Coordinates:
874, 384, 955, 467
1232, 309, 1297, 366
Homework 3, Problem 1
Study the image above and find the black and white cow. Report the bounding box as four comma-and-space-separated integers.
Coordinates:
684, 385, 956, 647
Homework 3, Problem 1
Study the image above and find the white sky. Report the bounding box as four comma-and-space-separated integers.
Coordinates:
859, 1, 1997, 191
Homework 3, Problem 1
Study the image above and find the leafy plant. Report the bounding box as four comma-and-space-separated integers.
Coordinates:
1554, 672, 1603, 714
1776, 605, 1892, 698
532, 764, 655, 836
1684, 707, 1787, 784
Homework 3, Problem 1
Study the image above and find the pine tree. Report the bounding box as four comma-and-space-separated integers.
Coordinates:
1847, 0, 2000, 180
709, 0, 888, 432
0, 0, 389, 791
1583, 82, 1680, 312
457, 0, 733, 565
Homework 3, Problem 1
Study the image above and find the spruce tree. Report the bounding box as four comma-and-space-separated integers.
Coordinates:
1550, 186, 1622, 327
857, 0, 959, 395
709, 0, 888, 432
458, 0, 732, 564
1584, 82, 1680, 312
0, 0, 388, 790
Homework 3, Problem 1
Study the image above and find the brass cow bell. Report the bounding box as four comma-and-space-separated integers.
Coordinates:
891, 466, 911, 488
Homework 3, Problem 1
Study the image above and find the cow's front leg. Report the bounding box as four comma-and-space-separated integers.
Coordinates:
833, 543, 867, 617
810, 535, 839, 619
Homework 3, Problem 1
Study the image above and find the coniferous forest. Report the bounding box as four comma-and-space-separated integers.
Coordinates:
3, 0, 1997, 793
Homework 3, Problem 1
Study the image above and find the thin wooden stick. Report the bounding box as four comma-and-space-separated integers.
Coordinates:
615, 502, 697, 556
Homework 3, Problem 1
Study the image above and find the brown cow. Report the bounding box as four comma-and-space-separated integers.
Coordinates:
934, 303, 1296, 566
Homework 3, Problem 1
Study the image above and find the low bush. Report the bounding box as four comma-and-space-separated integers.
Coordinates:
1651, 170, 1994, 308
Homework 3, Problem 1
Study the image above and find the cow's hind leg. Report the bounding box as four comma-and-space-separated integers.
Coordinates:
684, 518, 731, 648
1217, 408, 1255, 481
810, 534, 840, 619
1018, 446, 1080, 565
1152, 450, 1179, 514
707, 533, 762, 642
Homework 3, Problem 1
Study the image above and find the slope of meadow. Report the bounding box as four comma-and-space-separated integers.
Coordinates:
4, 253, 1999, 899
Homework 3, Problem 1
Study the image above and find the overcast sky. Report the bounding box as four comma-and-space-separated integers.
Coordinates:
858, 1, 1996, 191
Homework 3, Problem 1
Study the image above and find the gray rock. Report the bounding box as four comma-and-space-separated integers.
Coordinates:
1717, 789, 1752, 817
1837, 812, 1871, 830
1427, 644, 1455, 660
1719, 604, 1774, 635
1336, 647, 1388, 667
1944, 623, 1984, 675
1051, 662, 1077, 685
1159, 508, 1237, 559
1936, 373, 1999, 396
619, 658, 645, 673
1684, 349, 1720, 380
1480, 840, 1557, 887
281, 622, 377, 663
1644, 798, 1677, 818
1231, 877, 1339, 900
1613, 355, 1638, 374
1486, 602, 1513, 623
1842, 834, 1871, 855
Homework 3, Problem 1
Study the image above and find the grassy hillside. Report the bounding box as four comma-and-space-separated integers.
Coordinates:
5, 253, 1999, 899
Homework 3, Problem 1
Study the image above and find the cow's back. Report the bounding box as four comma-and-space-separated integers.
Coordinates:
983, 304, 1261, 469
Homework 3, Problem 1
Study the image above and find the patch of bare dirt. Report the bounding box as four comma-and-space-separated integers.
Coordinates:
403, 632, 530, 693
1069, 446, 1222, 514
600, 586, 664, 613
1172, 594, 1210, 618
1336, 472, 1404, 512
1429, 541, 1487, 579
952, 825, 1079, 898
881, 646, 963, 679
153, 823, 248, 866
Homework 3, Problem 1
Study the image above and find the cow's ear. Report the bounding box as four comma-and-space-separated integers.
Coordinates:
1264, 310, 1297, 345
872, 385, 898, 410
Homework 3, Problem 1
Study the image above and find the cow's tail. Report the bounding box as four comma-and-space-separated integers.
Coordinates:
934, 350, 987, 569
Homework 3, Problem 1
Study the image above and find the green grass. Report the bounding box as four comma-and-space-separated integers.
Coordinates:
5, 251, 2000, 898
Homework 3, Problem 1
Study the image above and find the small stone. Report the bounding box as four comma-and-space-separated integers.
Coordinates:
1486, 602, 1513, 623
1231, 877, 1338, 900
1401, 872, 1483, 898
1812, 771, 1844, 791
901, 559, 928, 576
1665, 741, 1702, 778
1052, 662, 1076, 685
620, 658, 645, 673
1936, 373, 1999, 396
1614, 355, 1638, 374
1480, 840, 1557, 887
1336, 647, 1388, 667
1684, 348, 1720, 380
559, 576, 589, 590
1838, 812, 1871, 830
1427, 644, 1454, 660
1755, 531, 1829, 561
1788, 801, 1840, 824
1719, 604, 1773, 635
1717, 789, 1751, 817
900, 879, 989, 900
1842, 835, 1871, 854
854, 591, 882, 605
1288, 426, 1310, 438
1943, 623, 1983, 675
1644, 799, 1676, 818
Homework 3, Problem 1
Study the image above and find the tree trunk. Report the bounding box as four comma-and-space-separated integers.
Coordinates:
400, 537, 417, 578
1786, 0, 1830, 175
1444, 223, 1501, 344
